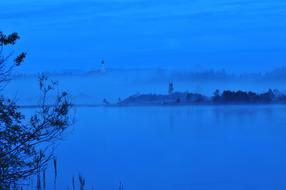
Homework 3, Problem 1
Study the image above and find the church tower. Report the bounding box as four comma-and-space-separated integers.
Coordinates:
168, 82, 174, 95
101, 60, 106, 73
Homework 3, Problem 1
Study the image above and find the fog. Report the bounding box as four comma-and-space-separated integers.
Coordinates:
3, 68, 286, 106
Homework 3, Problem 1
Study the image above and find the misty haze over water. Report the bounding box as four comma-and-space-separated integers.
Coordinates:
2, 0, 286, 189
5, 68, 286, 105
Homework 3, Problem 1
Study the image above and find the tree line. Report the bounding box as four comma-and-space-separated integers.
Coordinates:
120, 89, 286, 105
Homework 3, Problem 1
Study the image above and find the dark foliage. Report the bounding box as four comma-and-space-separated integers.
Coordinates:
120, 89, 286, 106
0, 31, 73, 189
212, 89, 281, 104
0, 32, 26, 84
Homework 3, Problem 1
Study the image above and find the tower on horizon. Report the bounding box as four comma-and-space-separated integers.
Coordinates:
101, 60, 106, 73
168, 82, 174, 95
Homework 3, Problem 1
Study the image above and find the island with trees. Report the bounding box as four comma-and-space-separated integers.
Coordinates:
117, 84, 286, 106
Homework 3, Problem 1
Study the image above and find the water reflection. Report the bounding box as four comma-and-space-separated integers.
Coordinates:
49, 106, 286, 190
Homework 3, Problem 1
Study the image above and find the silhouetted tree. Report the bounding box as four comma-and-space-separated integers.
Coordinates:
219, 90, 278, 104
259, 89, 274, 103
212, 89, 221, 103
0, 32, 26, 85
0, 31, 73, 188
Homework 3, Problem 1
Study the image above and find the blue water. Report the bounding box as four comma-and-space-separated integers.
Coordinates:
43, 105, 286, 190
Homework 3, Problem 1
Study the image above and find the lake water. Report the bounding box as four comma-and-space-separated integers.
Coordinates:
39, 105, 286, 190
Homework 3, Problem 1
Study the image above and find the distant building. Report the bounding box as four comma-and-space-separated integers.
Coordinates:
101, 60, 106, 73
103, 98, 110, 105
168, 82, 174, 95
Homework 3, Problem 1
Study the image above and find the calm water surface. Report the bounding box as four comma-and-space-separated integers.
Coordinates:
48, 106, 286, 190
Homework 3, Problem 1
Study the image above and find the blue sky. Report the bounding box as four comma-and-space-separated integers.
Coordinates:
1, 0, 286, 73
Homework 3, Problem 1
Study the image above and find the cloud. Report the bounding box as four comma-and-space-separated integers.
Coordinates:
1, 0, 286, 23
1, 0, 286, 73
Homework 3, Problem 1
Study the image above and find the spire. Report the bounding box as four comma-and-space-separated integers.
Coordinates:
101, 60, 106, 73
168, 82, 174, 95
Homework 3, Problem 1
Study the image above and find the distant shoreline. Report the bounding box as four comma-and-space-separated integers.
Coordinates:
18, 88, 286, 108
115, 89, 286, 106
19, 103, 286, 109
